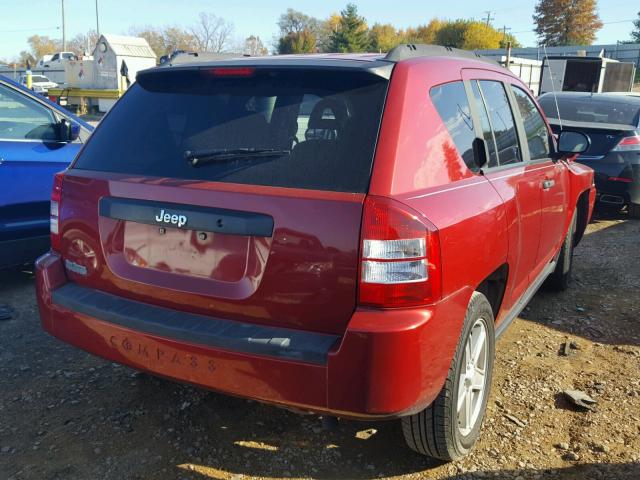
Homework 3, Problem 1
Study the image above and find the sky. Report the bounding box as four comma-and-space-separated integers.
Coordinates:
0, 0, 637, 60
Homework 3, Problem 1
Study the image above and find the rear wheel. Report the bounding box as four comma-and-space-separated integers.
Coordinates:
401, 292, 495, 461
629, 203, 640, 220
547, 210, 576, 291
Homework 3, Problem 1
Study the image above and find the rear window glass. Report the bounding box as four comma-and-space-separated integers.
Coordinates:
539, 95, 640, 126
470, 81, 499, 168
430, 81, 476, 170
74, 68, 388, 193
478, 80, 521, 166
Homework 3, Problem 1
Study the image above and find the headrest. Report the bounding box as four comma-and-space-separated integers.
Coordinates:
308, 98, 348, 130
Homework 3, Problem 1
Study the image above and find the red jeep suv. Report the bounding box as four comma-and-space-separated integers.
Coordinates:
36, 45, 595, 460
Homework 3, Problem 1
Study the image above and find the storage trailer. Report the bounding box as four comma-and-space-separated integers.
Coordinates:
540, 56, 636, 95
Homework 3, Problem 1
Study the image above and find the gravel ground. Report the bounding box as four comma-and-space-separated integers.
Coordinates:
1, 211, 639, 480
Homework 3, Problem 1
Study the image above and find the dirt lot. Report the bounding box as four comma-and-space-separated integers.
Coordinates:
1, 212, 639, 480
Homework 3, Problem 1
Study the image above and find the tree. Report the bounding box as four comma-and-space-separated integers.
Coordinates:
244, 35, 268, 56
276, 8, 321, 54
328, 3, 370, 53
18, 51, 36, 68
461, 22, 503, 49
27, 35, 61, 61
403, 19, 445, 44
190, 12, 234, 52
369, 23, 400, 52
434, 19, 471, 48
129, 26, 167, 57
278, 30, 317, 54
68, 30, 99, 56
533, 0, 603, 46
129, 25, 197, 58
316, 14, 341, 52
632, 11, 640, 43
277, 8, 319, 35
500, 33, 522, 49
162, 27, 197, 53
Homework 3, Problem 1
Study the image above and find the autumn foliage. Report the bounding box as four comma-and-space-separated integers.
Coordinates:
533, 0, 603, 46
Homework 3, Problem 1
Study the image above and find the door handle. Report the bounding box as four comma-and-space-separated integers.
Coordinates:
542, 179, 555, 190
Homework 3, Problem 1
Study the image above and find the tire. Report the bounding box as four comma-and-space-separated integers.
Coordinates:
546, 210, 576, 291
401, 292, 495, 461
629, 203, 640, 220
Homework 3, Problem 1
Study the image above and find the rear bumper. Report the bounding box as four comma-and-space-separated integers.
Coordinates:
36, 252, 469, 419
588, 159, 640, 206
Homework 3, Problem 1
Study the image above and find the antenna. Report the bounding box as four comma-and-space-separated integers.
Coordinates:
543, 44, 562, 131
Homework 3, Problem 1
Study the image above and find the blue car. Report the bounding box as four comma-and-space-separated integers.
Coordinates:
0, 75, 93, 268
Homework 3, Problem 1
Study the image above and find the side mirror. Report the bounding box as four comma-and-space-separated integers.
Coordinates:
56, 119, 80, 143
557, 131, 590, 157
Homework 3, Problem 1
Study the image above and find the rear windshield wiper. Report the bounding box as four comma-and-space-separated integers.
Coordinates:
184, 148, 290, 167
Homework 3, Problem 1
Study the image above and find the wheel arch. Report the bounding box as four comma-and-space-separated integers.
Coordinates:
475, 263, 509, 321
574, 189, 590, 247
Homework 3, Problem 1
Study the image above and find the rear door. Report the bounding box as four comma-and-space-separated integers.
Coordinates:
58, 66, 390, 336
509, 85, 568, 266
465, 74, 542, 307
0, 80, 82, 243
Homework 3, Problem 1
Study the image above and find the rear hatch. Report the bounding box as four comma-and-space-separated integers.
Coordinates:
56, 64, 390, 336
548, 121, 630, 157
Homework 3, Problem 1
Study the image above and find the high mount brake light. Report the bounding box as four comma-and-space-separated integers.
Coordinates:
612, 134, 640, 152
359, 196, 441, 308
209, 67, 255, 77
50, 172, 64, 251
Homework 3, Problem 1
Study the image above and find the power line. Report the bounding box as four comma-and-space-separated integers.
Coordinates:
511, 18, 637, 35
0, 26, 60, 34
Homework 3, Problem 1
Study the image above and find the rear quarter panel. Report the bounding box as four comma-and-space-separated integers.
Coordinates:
366, 59, 509, 399
370, 58, 509, 305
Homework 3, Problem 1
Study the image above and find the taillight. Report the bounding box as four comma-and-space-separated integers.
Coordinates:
50, 172, 64, 251
612, 134, 640, 152
209, 67, 255, 77
359, 196, 441, 308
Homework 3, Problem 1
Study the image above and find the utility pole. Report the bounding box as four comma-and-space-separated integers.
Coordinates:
61, 0, 66, 51
501, 25, 512, 44
483, 11, 494, 27
95, 0, 100, 37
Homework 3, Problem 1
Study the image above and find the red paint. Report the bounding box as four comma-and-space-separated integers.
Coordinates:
37, 54, 595, 419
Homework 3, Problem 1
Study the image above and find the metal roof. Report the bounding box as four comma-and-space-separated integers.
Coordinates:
96, 34, 156, 59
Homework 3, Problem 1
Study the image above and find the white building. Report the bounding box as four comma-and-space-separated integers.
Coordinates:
92, 34, 156, 90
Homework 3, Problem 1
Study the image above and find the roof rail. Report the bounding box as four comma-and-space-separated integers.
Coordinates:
384, 44, 496, 64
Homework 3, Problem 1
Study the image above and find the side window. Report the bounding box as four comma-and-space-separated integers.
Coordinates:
478, 80, 521, 166
470, 81, 499, 168
0, 83, 57, 141
511, 86, 550, 160
430, 81, 476, 170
